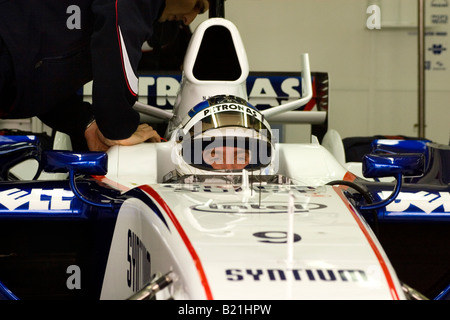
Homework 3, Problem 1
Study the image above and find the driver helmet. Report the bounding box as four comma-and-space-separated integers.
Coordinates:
171, 95, 276, 176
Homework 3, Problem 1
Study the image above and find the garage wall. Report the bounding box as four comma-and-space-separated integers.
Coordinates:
1, 1, 447, 146
193, 0, 450, 145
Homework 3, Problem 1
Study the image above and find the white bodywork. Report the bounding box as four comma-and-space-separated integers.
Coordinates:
98, 18, 405, 300
100, 142, 405, 300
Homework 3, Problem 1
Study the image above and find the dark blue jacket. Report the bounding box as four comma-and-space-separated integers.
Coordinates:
0, 0, 165, 141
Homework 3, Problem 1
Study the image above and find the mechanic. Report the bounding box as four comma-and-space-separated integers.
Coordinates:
0, 0, 209, 151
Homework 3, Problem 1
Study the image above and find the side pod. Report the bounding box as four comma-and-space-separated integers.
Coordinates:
0, 135, 41, 180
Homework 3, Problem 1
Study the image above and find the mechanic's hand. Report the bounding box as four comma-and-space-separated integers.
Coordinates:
85, 121, 161, 152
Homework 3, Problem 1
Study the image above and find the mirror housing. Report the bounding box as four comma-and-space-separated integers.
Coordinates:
42, 151, 108, 176
360, 153, 424, 211
41, 151, 111, 208
362, 153, 425, 179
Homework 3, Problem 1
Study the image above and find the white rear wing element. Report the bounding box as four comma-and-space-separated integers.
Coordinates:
261, 54, 313, 119
133, 101, 173, 120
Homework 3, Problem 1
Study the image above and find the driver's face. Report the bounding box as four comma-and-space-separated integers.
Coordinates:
203, 146, 250, 170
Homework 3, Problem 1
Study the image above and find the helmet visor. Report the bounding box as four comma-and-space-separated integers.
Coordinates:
182, 136, 272, 172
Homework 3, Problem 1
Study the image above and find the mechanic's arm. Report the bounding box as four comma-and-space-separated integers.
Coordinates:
89, 0, 163, 151
85, 120, 160, 152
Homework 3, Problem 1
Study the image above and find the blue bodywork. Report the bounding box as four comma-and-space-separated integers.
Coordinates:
347, 140, 450, 300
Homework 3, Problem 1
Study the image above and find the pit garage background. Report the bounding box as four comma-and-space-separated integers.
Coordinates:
1, 0, 449, 146
193, 0, 450, 145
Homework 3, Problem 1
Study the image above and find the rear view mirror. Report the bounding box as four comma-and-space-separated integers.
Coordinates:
42, 151, 112, 209
362, 153, 424, 178
42, 150, 108, 176
360, 153, 424, 211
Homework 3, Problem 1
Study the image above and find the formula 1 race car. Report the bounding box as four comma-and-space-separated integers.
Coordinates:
0, 16, 449, 301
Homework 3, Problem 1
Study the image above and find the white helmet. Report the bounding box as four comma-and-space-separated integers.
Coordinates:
170, 95, 277, 178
